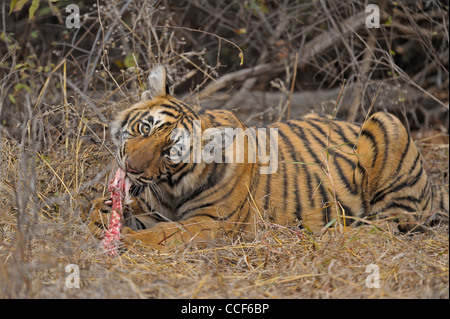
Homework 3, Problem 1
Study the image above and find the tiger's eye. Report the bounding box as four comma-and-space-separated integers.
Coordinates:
139, 123, 150, 135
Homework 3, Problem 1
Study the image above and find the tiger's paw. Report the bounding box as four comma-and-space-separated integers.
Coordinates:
87, 197, 113, 239
121, 226, 145, 247
121, 226, 173, 252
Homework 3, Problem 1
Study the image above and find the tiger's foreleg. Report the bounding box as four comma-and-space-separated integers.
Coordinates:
121, 216, 226, 251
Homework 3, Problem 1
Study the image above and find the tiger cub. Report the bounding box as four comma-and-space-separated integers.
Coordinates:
89, 65, 449, 251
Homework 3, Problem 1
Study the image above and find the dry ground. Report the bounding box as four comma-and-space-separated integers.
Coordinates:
0, 114, 448, 299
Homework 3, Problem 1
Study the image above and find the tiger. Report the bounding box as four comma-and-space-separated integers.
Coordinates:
88, 65, 449, 251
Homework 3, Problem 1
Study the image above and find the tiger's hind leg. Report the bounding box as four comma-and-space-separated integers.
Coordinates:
354, 112, 448, 231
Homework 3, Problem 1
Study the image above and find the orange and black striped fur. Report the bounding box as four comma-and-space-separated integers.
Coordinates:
89, 66, 449, 251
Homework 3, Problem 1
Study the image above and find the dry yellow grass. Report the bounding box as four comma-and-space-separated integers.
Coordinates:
0, 118, 448, 299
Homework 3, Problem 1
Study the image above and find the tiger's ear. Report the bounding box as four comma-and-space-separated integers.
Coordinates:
141, 65, 167, 101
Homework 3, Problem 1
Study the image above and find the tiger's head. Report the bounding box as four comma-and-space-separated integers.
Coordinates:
110, 65, 205, 191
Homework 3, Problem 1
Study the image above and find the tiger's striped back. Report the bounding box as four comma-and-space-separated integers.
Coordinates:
249, 115, 363, 230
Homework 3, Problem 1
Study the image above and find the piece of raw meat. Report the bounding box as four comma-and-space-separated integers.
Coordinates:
101, 168, 130, 256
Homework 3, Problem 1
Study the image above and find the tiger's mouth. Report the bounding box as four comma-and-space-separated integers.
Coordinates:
123, 166, 160, 187
125, 159, 142, 175
114, 159, 139, 187
118, 158, 143, 184
123, 169, 143, 186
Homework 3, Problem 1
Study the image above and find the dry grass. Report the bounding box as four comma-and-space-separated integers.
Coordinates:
1, 205, 448, 298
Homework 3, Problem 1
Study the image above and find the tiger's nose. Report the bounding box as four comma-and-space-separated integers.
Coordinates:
125, 160, 139, 174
